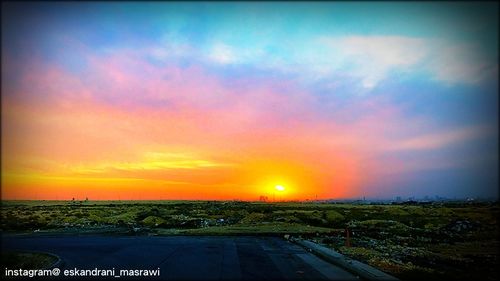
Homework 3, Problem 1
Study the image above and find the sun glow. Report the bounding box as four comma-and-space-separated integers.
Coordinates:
275, 185, 285, 191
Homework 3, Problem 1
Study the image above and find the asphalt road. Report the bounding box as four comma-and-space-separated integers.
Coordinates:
1, 235, 358, 280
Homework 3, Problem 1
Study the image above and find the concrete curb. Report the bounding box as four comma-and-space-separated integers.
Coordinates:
26, 251, 64, 270
7, 250, 64, 270
289, 238, 399, 281
45, 252, 64, 270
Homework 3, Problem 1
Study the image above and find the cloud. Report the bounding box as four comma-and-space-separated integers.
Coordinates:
198, 35, 497, 89
147, 32, 195, 62
208, 43, 238, 64
102, 31, 498, 92
320, 35, 498, 88
67, 152, 233, 175
389, 126, 495, 151
322, 36, 428, 88
427, 42, 498, 85
3, 47, 496, 200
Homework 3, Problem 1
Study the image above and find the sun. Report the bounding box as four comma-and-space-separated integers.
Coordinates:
275, 185, 285, 191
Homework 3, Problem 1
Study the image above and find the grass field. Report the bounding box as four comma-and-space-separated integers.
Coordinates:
1, 200, 498, 280
1, 251, 58, 269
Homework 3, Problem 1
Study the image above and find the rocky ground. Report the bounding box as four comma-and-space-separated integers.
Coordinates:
1, 200, 498, 280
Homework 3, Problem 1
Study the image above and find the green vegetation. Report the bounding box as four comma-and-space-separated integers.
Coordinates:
1, 200, 498, 280
1, 251, 58, 269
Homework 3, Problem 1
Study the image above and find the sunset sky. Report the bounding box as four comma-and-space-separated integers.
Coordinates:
1, 2, 498, 200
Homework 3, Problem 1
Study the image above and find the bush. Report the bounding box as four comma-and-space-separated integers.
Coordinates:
386, 207, 410, 217
291, 211, 326, 227
325, 210, 345, 225
141, 216, 165, 227
240, 212, 266, 224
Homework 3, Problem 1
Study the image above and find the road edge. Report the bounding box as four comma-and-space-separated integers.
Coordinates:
33, 251, 64, 270
288, 237, 399, 281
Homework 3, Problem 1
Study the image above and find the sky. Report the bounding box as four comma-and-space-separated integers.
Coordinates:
1, 2, 498, 201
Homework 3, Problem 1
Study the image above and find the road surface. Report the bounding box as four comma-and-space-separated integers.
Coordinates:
1, 235, 358, 280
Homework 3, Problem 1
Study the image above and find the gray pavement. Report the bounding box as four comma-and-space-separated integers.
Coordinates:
1, 235, 358, 280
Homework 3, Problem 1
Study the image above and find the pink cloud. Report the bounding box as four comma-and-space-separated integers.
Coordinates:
3, 50, 489, 199
389, 126, 494, 151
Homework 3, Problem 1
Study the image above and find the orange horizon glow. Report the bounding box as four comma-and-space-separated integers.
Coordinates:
1, 70, 369, 201
2, 57, 493, 201
1, 61, 492, 200
2, 3, 497, 201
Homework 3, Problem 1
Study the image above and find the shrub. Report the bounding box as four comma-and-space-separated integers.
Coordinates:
141, 216, 165, 227
240, 212, 266, 224
325, 210, 345, 225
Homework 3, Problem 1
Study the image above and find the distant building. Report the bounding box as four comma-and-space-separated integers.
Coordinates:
259, 195, 268, 202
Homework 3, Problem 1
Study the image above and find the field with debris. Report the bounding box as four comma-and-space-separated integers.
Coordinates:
1, 200, 498, 280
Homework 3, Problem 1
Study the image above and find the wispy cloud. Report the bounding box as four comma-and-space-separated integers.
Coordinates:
158, 34, 497, 89
389, 126, 495, 151
427, 42, 499, 85
321, 36, 428, 88
68, 152, 232, 175
208, 43, 238, 64
318, 35, 497, 88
